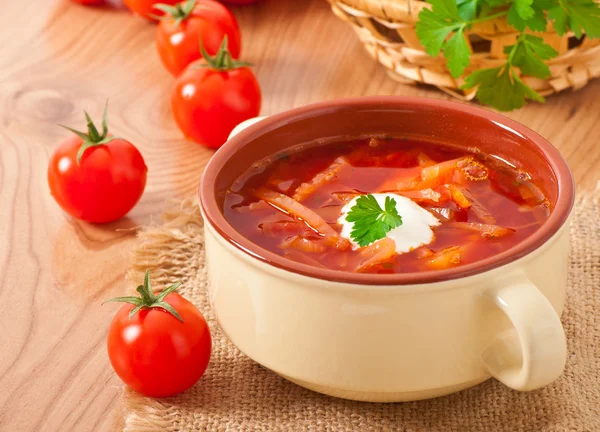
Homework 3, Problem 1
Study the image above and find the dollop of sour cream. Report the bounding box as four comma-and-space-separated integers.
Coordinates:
338, 193, 440, 253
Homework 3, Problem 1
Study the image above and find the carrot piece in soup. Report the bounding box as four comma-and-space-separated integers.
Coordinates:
446, 184, 472, 209
422, 157, 488, 185
414, 247, 434, 259
393, 179, 419, 191
448, 222, 515, 238
355, 238, 396, 272
417, 152, 436, 167
379, 167, 424, 191
393, 157, 470, 192
254, 188, 350, 250
452, 167, 468, 185
293, 157, 349, 201
427, 207, 457, 221
421, 157, 468, 183
427, 246, 463, 270
395, 188, 443, 204
280, 236, 328, 253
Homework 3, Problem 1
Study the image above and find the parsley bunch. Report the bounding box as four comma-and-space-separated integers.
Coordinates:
415, 0, 600, 110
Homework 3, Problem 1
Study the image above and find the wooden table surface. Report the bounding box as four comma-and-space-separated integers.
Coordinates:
0, 0, 598, 430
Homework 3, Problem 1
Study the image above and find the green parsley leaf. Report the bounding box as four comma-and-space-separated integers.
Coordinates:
510, 0, 535, 21
479, 0, 511, 16
462, 65, 544, 111
482, 0, 511, 7
536, 0, 557, 9
508, 4, 548, 31
445, 29, 471, 77
462, 34, 556, 111
548, 5, 569, 34
505, 35, 558, 78
457, 0, 479, 21
345, 195, 403, 247
429, 0, 463, 20
416, 0, 473, 76
416, 9, 463, 58
548, 0, 600, 38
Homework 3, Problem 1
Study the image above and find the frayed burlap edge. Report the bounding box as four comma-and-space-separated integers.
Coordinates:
120, 185, 599, 432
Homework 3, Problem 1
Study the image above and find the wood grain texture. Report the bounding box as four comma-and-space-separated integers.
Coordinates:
0, 0, 598, 431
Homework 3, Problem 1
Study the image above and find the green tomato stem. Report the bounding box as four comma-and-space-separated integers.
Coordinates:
104, 270, 184, 322
59, 101, 119, 165
196, 36, 252, 71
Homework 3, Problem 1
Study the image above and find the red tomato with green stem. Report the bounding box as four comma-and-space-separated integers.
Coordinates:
155, 0, 241, 76
106, 272, 212, 398
123, 0, 179, 20
171, 37, 261, 148
47, 104, 147, 223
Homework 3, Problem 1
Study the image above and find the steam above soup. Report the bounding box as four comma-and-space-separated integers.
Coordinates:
222, 136, 549, 274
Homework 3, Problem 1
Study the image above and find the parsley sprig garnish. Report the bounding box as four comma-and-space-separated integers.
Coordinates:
345, 194, 403, 247
549, 0, 600, 38
462, 34, 557, 111
415, 0, 600, 111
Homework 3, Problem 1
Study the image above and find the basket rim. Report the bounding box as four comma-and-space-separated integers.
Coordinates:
332, 0, 561, 34
333, 0, 433, 21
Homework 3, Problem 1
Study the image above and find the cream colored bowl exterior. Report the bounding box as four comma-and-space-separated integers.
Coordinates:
202, 211, 569, 402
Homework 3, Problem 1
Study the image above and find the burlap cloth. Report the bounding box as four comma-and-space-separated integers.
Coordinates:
122, 191, 600, 432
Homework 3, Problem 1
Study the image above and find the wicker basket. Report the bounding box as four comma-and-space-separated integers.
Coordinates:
328, 0, 600, 100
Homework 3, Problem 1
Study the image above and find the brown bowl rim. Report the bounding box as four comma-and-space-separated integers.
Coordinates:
199, 96, 574, 286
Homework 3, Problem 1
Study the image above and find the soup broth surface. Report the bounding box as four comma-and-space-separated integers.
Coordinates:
223, 137, 550, 274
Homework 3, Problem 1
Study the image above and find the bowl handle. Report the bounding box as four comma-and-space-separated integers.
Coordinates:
481, 273, 567, 391
229, 117, 267, 140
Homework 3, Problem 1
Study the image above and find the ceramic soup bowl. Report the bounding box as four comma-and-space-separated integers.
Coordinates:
199, 97, 574, 402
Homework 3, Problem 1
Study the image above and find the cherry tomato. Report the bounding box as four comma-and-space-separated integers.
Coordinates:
123, 0, 179, 20
48, 105, 147, 223
171, 38, 261, 148
156, 0, 241, 76
106, 272, 212, 398
72, 0, 105, 4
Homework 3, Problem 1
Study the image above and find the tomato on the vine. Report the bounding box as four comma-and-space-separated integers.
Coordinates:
171, 37, 261, 148
156, 0, 241, 76
48, 104, 147, 223
123, 0, 179, 20
106, 272, 212, 398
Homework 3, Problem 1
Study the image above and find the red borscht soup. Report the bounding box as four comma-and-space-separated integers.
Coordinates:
222, 136, 550, 274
